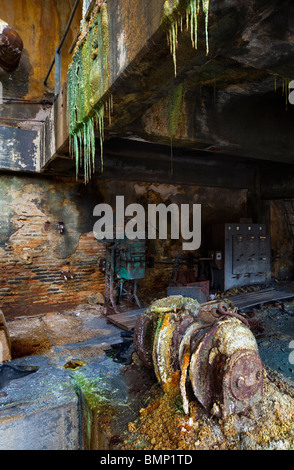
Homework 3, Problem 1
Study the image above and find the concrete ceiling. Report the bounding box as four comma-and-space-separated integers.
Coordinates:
44, 0, 294, 183
105, 0, 294, 164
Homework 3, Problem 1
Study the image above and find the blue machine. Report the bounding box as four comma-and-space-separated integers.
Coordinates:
101, 239, 146, 313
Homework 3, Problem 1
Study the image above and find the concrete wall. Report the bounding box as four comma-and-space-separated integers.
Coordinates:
270, 200, 294, 281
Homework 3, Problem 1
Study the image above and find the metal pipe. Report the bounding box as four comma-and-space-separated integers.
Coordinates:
2, 98, 53, 105
0, 117, 45, 123
43, 0, 80, 86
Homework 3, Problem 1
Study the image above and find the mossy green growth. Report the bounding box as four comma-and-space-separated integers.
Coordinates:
168, 84, 183, 139
146, 295, 199, 313
67, 3, 110, 183
72, 372, 113, 411
71, 371, 118, 449
167, 84, 183, 174
162, 0, 210, 77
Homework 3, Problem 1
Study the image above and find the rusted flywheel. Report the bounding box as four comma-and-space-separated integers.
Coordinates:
134, 296, 263, 419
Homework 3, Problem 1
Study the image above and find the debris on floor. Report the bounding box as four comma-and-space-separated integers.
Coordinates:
63, 360, 86, 370
114, 295, 294, 450
116, 368, 294, 450
1, 293, 294, 451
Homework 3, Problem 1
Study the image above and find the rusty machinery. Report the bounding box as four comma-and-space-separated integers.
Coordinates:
99, 239, 146, 313
147, 252, 212, 301
134, 296, 263, 419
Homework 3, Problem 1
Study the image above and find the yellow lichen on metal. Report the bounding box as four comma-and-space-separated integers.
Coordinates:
150, 306, 180, 314
152, 312, 177, 388
180, 344, 191, 414
213, 318, 258, 357
178, 322, 201, 366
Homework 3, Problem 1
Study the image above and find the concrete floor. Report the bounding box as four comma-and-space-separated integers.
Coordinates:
251, 300, 294, 382
0, 304, 154, 450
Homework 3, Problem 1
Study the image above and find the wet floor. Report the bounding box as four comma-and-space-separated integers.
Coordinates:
247, 300, 294, 382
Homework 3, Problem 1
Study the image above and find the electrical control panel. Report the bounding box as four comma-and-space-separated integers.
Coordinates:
210, 224, 271, 291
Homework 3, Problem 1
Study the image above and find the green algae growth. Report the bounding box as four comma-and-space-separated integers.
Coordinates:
67, 3, 110, 183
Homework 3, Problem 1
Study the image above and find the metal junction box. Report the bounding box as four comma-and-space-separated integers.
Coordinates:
210, 224, 271, 292
117, 239, 146, 280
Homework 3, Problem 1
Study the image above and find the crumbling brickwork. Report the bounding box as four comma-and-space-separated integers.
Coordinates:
0, 175, 106, 319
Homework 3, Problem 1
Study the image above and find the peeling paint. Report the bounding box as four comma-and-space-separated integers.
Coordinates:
117, 31, 127, 74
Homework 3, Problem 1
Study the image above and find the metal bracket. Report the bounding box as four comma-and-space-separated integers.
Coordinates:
54, 47, 61, 100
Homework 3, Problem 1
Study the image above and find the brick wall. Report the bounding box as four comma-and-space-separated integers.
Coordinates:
0, 232, 106, 318
0, 176, 106, 319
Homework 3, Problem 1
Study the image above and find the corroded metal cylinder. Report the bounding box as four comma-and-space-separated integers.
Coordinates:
0, 20, 23, 72
134, 296, 263, 419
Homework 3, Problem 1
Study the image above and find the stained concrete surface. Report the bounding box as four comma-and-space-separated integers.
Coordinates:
0, 305, 126, 450
251, 300, 294, 382
0, 304, 153, 450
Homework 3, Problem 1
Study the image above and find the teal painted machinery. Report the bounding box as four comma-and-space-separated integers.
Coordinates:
117, 239, 146, 281
100, 239, 146, 313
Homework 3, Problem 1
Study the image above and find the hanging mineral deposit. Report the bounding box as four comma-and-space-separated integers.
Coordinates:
163, 0, 210, 77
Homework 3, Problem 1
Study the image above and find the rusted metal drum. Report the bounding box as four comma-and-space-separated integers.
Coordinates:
188, 317, 263, 418
134, 296, 263, 419
0, 20, 23, 71
134, 297, 201, 383
133, 311, 156, 369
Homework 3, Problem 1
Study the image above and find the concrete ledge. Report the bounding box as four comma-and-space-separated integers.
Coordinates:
0, 126, 40, 173
0, 355, 80, 450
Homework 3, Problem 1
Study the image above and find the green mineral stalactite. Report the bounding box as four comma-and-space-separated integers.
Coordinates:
186, 0, 200, 50
67, 3, 109, 183
279, 76, 291, 111
167, 21, 179, 77
94, 105, 105, 174
271, 73, 294, 110
69, 114, 98, 184
284, 77, 289, 111
202, 0, 210, 56
165, 0, 210, 77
